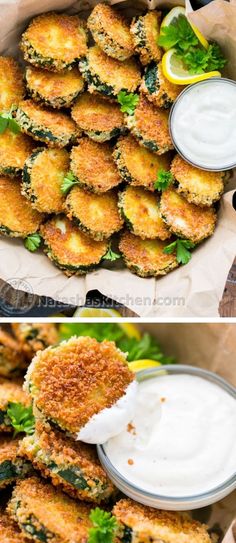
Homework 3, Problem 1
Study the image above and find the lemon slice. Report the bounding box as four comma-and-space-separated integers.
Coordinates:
160, 6, 208, 50
73, 307, 141, 339
162, 49, 221, 85
129, 359, 161, 372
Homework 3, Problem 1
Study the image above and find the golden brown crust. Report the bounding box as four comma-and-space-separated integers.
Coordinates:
25, 66, 84, 108
26, 335, 133, 434
0, 435, 22, 463
0, 329, 27, 377
0, 56, 25, 112
130, 11, 163, 65
127, 96, 173, 155
88, 4, 134, 60
141, 62, 182, 108
0, 176, 43, 237
0, 512, 27, 543
0, 130, 36, 176
0, 378, 30, 416
71, 93, 125, 133
12, 324, 59, 360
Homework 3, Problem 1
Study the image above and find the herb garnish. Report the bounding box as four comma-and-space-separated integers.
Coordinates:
158, 14, 198, 51
0, 105, 20, 135
180, 43, 226, 74
7, 402, 35, 437
117, 91, 139, 115
155, 170, 174, 191
164, 239, 195, 265
103, 246, 121, 262
61, 172, 78, 195
88, 508, 119, 543
24, 233, 42, 252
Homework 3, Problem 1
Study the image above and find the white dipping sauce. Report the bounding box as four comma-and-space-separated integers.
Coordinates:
170, 79, 236, 170
104, 374, 236, 497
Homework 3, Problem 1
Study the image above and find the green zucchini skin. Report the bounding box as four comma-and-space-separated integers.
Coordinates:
21, 513, 54, 543
143, 63, 174, 109
0, 409, 11, 429
22, 148, 42, 204
26, 85, 82, 110
0, 166, 21, 177
85, 126, 127, 143
79, 57, 115, 97
16, 108, 75, 148
21, 41, 77, 72
44, 248, 100, 276
0, 459, 31, 487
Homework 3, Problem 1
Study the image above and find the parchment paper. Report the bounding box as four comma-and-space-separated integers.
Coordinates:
0, 0, 235, 317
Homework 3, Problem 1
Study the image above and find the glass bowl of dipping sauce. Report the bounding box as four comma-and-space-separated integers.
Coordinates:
97, 365, 236, 510
169, 78, 236, 171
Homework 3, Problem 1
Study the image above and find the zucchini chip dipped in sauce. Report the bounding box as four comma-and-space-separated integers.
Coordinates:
71, 93, 126, 143
0, 176, 43, 238
113, 134, 171, 191
40, 215, 109, 276
0, 130, 35, 178
130, 11, 163, 65
0, 57, 24, 112
119, 230, 178, 278
0, 512, 28, 543
160, 188, 217, 243
25, 66, 84, 109
22, 148, 69, 214
119, 186, 171, 240
0, 437, 31, 489
0, 379, 30, 432
141, 62, 182, 109
79, 45, 141, 99
20, 12, 88, 71
12, 324, 59, 360
16, 100, 79, 148
126, 96, 173, 155
70, 138, 121, 193
0, 329, 26, 378
171, 155, 226, 207
88, 4, 134, 61
65, 187, 123, 240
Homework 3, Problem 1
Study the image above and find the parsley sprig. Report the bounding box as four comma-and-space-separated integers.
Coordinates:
88, 508, 119, 543
117, 91, 139, 115
0, 105, 20, 135
164, 239, 195, 265
61, 172, 78, 195
103, 245, 121, 262
7, 402, 35, 437
158, 14, 198, 51
155, 169, 174, 191
24, 233, 42, 252
180, 43, 226, 74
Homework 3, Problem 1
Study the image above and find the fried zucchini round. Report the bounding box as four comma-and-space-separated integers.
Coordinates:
20, 12, 88, 72
79, 45, 141, 98
171, 155, 225, 207
70, 138, 121, 193
113, 134, 171, 191
119, 186, 171, 240
20, 420, 115, 503
12, 324, 58, 360
25, 66, 84, 109
25, 335, 133, 436
160, 188, 217, 243
16, 100, 78, 148
0, 329, 26, 378
0, 512, 27, 543
40, 215, 109, 276
0, 176, 43, 238
113, 499, 211, 543
88, 4, 134, 61
0, 129, 35, 178
71, 93, 126, 142
7, 476, 92, 543
0, 436, 31, 489
65, 187, 123, 240
22, 148, 69, 213
119, 230, 178, 277
0, 57, 24, 112
126, 95, 173, 155
130, 11, 163, 65
0, 378, 30, 432
141, 61, 182, 108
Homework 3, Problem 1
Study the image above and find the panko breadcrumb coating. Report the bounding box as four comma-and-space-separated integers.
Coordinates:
0, 436, 31, 489
0, 130, 36, 178
12, 324, 58, 360
0, 176, 43, 238
0, 57, 24, 112
25, 335, 134, 436
130, 11, 163, 65
0, 512, 28, 543
88, 4, 134, 61
25, 66, 84, 109
113, 499, 211, 543
0, 329, 26, 378
141, 62, 182, 108
0, 378, 30, 432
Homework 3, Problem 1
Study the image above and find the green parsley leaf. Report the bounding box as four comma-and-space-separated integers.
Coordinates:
119, 333, 175, 364
61, 172, 78, 195
117, 91, 139, 115
0, 116, 8, 134
88, 508, 118, 543
7, 402, 35, 437
180, 42, 226, 74
24, 233, 42, 252
164, 239, 195, 265
8, 117, 20, 134
103, 246, 121, 262
154, 169, 174, 191
158, 14, 198, 52
205, 43, 227, 71
0, 106, 20, 135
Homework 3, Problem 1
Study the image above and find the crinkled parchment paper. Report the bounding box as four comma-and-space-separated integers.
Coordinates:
0, 0, 235, 316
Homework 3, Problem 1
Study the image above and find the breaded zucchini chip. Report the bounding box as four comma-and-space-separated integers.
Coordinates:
71, 138, 121, 192
12, 324, 59, 361
24, 335, 134, 437
119, 230, 178, 277
113, 499, 211, 543
21, 12, 88, 72
0, 437, 31, 489
130, 11, 163, 65
0, 378, 30, 432
88, 4, 134, 61
0, 512, 28, 543
171, 155, 225, 207
20, 420, 115, 503
71, 93, 126, 142
126, 96, 173, 155
160, 188, 217, 243
119, 186, 171, 240
79, 46, 141, 98
22, 148, 69, 213
25, 66, 84, 109
113, 134, 171, 191
141, 62, 182, 108
0, 176, 43, 238
0, 329, 26, 378
8, 476, 92, 543
40, 215, 109, 276
65, 187, 123, 240
0, 57, 24, 112
16, 100, 78, 148
0, 129, 35, 178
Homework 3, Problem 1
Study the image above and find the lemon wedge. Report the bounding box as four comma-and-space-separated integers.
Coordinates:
129, 359, 161, 372
160, 6, 208, 50
73, 307, 141, 339
162, 49, 221, 85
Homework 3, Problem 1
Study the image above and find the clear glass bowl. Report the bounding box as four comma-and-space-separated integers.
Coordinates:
97, 365, 236, 510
